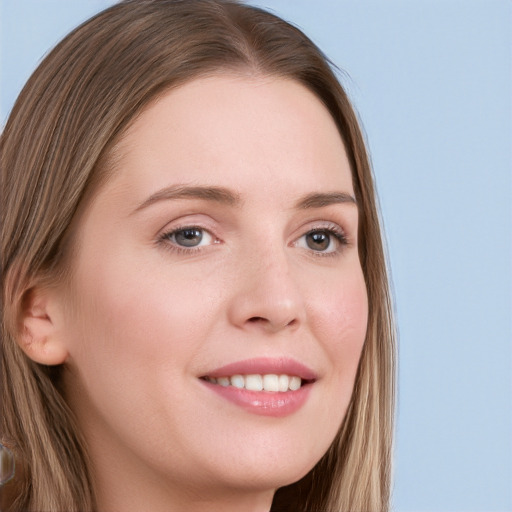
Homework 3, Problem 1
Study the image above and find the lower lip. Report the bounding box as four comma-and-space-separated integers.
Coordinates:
201, 380, 313, 417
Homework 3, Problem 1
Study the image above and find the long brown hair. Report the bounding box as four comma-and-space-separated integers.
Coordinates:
1, 1, 395, 510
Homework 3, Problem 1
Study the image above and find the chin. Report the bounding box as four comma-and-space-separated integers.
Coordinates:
200, 437, 327, 495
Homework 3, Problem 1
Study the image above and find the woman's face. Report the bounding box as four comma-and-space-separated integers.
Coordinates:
59, 74, 368, 509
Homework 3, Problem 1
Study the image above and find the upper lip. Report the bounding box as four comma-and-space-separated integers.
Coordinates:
201, 357, 317, 381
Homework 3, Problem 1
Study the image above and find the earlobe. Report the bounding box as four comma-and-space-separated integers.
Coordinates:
18, 288, 69, 366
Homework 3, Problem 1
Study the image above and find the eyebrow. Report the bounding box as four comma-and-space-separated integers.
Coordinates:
132, 185, 356, 214
294, 191, 357, 209
132, 185, 241, 213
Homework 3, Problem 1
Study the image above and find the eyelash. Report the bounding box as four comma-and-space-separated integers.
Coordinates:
298, 224, 349, 257
157, 225, 219, 255
157, 223, 349, 256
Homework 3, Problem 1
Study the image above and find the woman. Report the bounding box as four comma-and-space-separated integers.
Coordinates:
0, 1, 395, 510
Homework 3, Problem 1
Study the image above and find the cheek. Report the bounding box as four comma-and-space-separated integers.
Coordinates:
314, 269, 368, 342
66, 252, 221, 378
62, 254, 222, 446
307, 266, 368, 379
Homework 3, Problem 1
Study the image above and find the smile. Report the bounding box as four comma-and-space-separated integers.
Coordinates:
202, 374, 305, 392
199, 358, 317, 416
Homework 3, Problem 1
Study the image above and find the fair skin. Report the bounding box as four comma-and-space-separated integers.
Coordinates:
22, 74, 368, 512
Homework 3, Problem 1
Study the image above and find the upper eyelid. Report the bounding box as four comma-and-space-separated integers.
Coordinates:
157, 215, 219, 238
296, 220, 349, 238
160, 225, 217, 242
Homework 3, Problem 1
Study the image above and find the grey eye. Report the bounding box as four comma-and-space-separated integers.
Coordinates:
161, 226, 215, 251
174, 228, 205, 247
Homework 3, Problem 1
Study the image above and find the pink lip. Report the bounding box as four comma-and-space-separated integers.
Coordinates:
202, 357, 317, 380
199, 357, 317, 417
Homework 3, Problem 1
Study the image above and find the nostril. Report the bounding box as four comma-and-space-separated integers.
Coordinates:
247, 317, 297, 328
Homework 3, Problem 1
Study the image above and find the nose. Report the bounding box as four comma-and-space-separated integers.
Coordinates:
227, 245, 304, 334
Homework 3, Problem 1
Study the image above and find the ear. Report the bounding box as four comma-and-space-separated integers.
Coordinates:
18, 287, 69, 366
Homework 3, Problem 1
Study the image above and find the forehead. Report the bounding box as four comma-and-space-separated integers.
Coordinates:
103, 73, 354, 207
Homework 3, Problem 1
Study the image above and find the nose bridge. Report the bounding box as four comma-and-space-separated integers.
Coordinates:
228, 233, 304, 332
253, 241, 294, 298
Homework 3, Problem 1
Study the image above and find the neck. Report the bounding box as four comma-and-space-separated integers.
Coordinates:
93, 474, 275, 512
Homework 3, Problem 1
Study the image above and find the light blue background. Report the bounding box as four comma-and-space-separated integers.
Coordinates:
1, 1, 511, 511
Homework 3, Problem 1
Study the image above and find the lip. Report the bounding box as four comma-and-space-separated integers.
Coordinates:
202, 357, 317, 380
199, 357, 317, 417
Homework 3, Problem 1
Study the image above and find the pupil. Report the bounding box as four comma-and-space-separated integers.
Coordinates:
307, 231, 329, 251
176, 229, 202, 247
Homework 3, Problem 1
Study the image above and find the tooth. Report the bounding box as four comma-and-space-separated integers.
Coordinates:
230, 375, 245, 388
278, 375, 289, 392
263, 374, 279, 392
245, 374, 263, 391
217, 377, 230, 387
289, 376, 301, 391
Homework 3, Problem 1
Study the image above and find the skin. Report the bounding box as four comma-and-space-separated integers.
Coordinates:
35, 74, 368, 511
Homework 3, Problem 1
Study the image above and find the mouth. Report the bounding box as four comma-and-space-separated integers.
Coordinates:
200, 374, 314, 392
198, 358, 317, 416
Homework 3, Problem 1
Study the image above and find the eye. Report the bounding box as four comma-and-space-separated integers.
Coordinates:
162, 227, 214, 249
295, 227, 347, 254
306, 231, 331, 251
